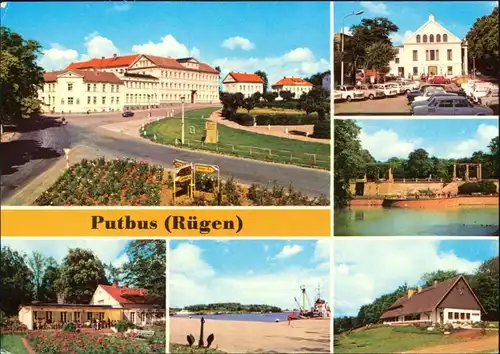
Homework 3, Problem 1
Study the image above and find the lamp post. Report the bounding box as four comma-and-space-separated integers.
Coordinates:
181, 96, 185, 145
341, 10, 364, 86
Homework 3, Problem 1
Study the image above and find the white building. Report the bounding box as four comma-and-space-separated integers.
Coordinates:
389, 14, 468, 79
271, 77, 313, 99
380, 275, 484, 325
222, 72, 264, 98
322, 72, 331, 91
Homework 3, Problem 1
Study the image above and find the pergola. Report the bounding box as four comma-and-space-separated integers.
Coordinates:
453, 162, 482, 181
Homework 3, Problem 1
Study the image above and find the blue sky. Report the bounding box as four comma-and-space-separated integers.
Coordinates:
334, 239, 499, 317
334, 1, 497, 44
0, 1, 329, 85
354, 119, 499, 161
169, 239, 331, 309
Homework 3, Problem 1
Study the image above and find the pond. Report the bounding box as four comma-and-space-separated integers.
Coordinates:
334, 206, 499, 236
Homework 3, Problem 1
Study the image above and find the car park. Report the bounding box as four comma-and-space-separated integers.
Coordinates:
335, 85, 365, 102
411, 92, 458, 108
407, 84, 446, 102
374, 83, 398, 97
411, 96, 494, 116
357, 84, 385, 99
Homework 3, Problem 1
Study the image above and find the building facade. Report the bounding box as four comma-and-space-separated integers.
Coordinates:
39, 53, 220, 113
322, 72, 331, 91
389, 14, 468, 79
271, 77, 313, 98
222, 72, 264, 97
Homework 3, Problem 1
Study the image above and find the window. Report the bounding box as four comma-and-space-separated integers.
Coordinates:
438, 99, 454, 108
413, 67, 418, 75
68, 83, 73, 91
447, 66, 453, 75
395, 58, 400, 64
87, 312, 92, 321
436, 50, 439, 61
423, 34, 428, 43
430, 50, 435, 61
74, 312, 81, 322
466, 313, 471, 320
130, 312, 135, 322
429, 34, 434, 42
116, 86, 119, 92
87, 84, 91, 91
460, 313, 465, 320
67, 97, 74, 105
34, 311, 38, 319
454, 312, 459, 319
102, 84, 106, 92
99, 312, 105, 320
76, 98, 80, 105
93, 84, 97, 92
87, 96, 91, 104
436, 34, 441, 42
111, 85, 114, 92
426, 50, 429, 61
447, 49, 452, 61
61, 98, 65, 104
116, 97, 120, 104
111, 97, 114, 104
61, 312, 67, 322
102, 96, 106, 104
93, 96, 97, 104
443, 34, 448, 42
448, 312, 453, 319
46, 311, 52, 321
413, 50, 418, 61
454, 99, 469, 108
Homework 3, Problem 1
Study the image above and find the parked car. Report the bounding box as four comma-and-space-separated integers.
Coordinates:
374, 83, 398, 97
407, 84, 446, 102
429, 76, 451, 84
411, 96, 494, 115
412, 87, 446, 102
411, 92, 458, 108
335, 85, 365, 102
333, 90, 343, 102
478, 87, 499, 107
122, 111, 134, 117
357, 84, 385, 99
388, 83, 407, 95
470, 84, 496, 103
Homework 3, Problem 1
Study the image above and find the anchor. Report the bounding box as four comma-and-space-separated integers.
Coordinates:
186, 317, 215, 348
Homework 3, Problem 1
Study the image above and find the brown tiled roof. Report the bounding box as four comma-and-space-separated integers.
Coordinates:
66, 54, 140, 70
226, 72, 264, 83
43, 70, 124, 84
140, 54, 218, 74
380, 275, 482, 319
273, 77, 313, 86
99, 285, 150, 305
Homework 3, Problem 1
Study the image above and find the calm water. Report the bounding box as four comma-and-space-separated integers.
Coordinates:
174, 312, 294, 323
334, 206, 499, 236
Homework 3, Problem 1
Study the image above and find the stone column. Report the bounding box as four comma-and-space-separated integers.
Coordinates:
463, 46, 468, 75
388, 167, 394, 182
479, 163, 482, 180
465, 164, 470, 181
453, 163, 457, 180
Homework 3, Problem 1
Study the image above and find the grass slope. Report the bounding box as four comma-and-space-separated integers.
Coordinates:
0, 334, 28, 354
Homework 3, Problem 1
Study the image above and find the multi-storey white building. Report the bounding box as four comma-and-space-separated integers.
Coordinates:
389, 14, 468, 79
39, 53, 220, 113
271, 77, 313, 98
221, 72, 264, 98
322, 72, 331, 91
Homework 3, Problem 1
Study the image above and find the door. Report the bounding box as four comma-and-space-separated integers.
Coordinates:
355, 182, 365, 196
398, 67, 404, 77
439, 311, 444, 324
428, 66, 438, 75
190, 90, 196, 104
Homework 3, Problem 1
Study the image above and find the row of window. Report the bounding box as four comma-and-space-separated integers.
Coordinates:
410, 49, 454, 62
416, 34, 448, 43
410, 66, 454, 75
276, 87, 311, 93
448, 311, 472, 320
33, 311, 105, 321
85, 83, 121, 93
107, 66, 218, 82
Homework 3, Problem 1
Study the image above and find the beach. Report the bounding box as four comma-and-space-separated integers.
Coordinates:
170, 317, 331, 353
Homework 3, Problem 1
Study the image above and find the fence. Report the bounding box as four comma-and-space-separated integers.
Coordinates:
144, 133, 330, 170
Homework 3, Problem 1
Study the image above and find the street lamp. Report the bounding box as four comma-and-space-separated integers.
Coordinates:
341, 10, 364, 86
180, 96, 185, 145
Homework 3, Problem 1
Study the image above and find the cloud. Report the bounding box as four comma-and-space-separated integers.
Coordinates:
446, 123, 498, 158
221, 36, 255, 51
131, 34, 200, 58
213, 47, 329, 88
111, 2, 131, 12
390, 30, 414, 45
38, 43, 79, 71
170, 241, 330, 309
360, 1, 389, 15
274, 244, 303, 259
334, 239, 482, 317
0, 2, 7, 9
2, 239, 129, 266
359, 127, 424, 161
84, 32, 120, 59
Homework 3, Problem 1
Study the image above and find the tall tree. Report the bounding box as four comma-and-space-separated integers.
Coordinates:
364, 42, 397, 83
406, 148, 433, 179
0, 26, 45, 124
55, 248, 108, 304
40, 257, 59, 302
420, 270, 460, 287
254, 70, 268, 92
105, 262, 122, 283
305, 71, 329, 87
27, 251, 48, 301
466, 7, 499, 77
470, 256, 499, 321
122, 240, 166, 307
0, 246, 33, 315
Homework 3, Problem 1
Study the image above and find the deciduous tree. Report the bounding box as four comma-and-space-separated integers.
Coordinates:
0, 246, 33, 315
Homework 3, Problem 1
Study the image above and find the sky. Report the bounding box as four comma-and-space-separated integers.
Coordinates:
334, 238, 499, 317
2, 238, 131, 269
352, 119, 499, 161
0, 1, 330, 86
334, 1, 497, 45
169, 239, 331, 310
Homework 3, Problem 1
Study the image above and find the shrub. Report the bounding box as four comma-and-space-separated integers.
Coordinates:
313, 121, 331, 139
458, 181, 497, 195
255, 100, 300, 110
231, 113, 254, 126
62, 322, 77, 332
115, 320, 135, 333
254, 114, 317, 126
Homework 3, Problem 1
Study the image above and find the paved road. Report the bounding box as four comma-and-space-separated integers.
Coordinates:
1, 105, 330, 201
334, 95, 411, 116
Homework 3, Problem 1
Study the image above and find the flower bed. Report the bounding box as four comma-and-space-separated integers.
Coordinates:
27, 330, 165, 354
35, 158, 164, 206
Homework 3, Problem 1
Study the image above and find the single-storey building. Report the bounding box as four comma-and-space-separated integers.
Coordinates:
380, 275, 485, 325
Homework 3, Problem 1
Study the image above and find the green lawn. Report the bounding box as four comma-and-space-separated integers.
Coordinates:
143, 108, 330, 169
0, 334, 28, 354
170, 344, 225, 353
335, 326, 460, 353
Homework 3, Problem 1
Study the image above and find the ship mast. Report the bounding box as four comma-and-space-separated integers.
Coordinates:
300, 285, 306, 311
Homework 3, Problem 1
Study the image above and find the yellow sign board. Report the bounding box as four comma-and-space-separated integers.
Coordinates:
173, 159, 189, 169
204, 121, 218, 144
195, 164, 218, 174
175, 175, 192, 183
206, 121, 217, 131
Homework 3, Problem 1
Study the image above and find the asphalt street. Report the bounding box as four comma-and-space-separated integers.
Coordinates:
1, 105, 330, 202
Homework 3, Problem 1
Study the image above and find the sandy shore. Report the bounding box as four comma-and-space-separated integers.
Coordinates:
170, 317, 331, 353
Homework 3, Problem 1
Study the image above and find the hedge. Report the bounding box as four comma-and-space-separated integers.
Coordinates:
313, 121, 331, 139
255, 100, 300, 110
254, 114, 318, 126
458, 181, 497, 195
230, 113, 254, 126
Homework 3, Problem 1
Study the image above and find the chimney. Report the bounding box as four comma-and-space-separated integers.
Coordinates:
113, 53, 117, 58
407, 289, 416, 298
433, 280, 438, 287
417, 286, 422, 293
112, 280, 118, 288
124, 282, 129, 288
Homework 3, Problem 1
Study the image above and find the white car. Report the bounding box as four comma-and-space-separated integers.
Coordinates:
471, 85, 497, 103
478, 88, 499, 107
462, 80, 488, 97
413, 87, 446, 102
411, 92, 458, 108
412, 96, 494, 116
374, 84, 398, 97
389, 83, 407, 95
333, 90, 343, 102
335, 85, 364, 102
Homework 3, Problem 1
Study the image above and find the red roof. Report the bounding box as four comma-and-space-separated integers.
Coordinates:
66, 54, 140, 70
140, 54, 218, 74
226, 72, 264, 83
43, 70, 124, 84
99, 284, 149, 305
273, 77, 313, 87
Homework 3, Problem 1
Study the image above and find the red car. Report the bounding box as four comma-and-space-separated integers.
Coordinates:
429, 76, 451, 84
